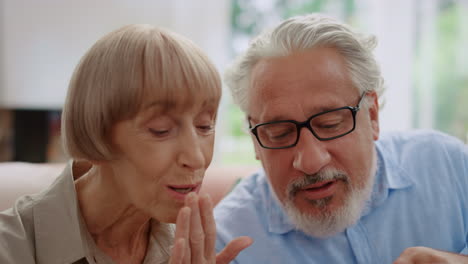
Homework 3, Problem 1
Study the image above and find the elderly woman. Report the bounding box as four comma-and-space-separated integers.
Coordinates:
0, 25, 251, 263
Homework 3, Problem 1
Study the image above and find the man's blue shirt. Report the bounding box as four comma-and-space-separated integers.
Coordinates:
214, 130, 468, 263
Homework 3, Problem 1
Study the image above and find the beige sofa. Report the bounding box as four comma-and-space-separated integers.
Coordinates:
0, 162, 259, 211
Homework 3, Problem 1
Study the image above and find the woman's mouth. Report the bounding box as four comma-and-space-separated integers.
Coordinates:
166, 184, 200, 200
169, 186, 195, 194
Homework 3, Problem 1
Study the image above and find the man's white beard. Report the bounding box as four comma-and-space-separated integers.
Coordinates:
282, 158, 377, 238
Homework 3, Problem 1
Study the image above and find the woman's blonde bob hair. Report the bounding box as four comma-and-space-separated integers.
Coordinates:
61, 24, 221, 161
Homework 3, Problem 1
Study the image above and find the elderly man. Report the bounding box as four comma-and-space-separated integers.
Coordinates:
215, 14, 468, 263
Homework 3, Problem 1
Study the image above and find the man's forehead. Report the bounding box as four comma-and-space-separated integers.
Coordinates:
247, 49, 357, 122
248, 99, 345, 122
249, 56, 298, 90
250, 50, 350, 91
247, 87, 359, 123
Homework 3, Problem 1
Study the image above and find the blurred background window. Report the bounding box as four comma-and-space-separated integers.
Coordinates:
0, 0, 466, 164
220, 0, 468, 165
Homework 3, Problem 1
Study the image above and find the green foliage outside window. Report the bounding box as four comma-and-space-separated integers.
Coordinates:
223, 0, 357, 165
414, 1, 468, 142
224, 0, 467, 165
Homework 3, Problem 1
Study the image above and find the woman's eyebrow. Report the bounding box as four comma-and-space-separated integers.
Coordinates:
201, 98, 219, 106
143, 101, 174, 110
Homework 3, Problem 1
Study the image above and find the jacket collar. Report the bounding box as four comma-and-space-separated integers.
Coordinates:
32, 161, 174, 264
33, 161, 87, 264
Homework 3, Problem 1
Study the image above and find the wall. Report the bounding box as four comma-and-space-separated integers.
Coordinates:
0, 0, 5, 103
0, 0, 231, 163
0, 0, 230, 110
356, 0, 415, 132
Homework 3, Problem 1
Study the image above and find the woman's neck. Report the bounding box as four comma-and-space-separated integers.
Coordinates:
74, 162, 152, 263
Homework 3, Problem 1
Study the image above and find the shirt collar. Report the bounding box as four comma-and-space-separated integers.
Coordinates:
264, 143, 414, 235
33, 161, 88, 264
143, 221, 175, 263
261, 170, 297, 234
375, 140, 414, 190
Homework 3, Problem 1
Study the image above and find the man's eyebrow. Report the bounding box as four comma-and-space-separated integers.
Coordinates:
249, 114, 294, 124
314, 105, 343, 112
250, 104, 349, 124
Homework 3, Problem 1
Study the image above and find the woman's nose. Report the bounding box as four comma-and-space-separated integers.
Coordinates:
178, 131, 206, 171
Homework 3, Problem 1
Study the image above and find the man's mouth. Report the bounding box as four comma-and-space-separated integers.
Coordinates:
304, 181, 335, 191
298, 180, 339, 200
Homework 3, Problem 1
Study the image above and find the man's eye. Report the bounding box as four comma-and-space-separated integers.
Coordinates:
315, 121, 343, 132
271, 130, 293, 140
264, 127, 295, 141
319, 122, 340, 129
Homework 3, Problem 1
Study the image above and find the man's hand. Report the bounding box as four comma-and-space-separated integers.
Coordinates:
169, 193, 253, 264
394, 246, 468, 264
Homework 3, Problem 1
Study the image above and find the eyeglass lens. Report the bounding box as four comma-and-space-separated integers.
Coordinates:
256, 108, 354, 148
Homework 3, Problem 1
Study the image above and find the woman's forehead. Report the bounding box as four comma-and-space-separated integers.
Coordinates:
141, 96, 219, 114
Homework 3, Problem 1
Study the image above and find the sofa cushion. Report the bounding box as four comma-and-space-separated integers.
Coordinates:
0, 162, 258, 211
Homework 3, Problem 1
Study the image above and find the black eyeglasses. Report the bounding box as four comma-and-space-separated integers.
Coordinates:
249, 93, 367, 149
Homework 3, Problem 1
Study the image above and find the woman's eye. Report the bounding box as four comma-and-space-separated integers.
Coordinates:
198, 125, 215, 134
149, 128, 170, 137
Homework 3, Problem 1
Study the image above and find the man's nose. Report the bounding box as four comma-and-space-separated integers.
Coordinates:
292, 127, 331, 175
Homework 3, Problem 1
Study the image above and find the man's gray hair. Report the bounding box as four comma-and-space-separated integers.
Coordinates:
224, 14, 385, 112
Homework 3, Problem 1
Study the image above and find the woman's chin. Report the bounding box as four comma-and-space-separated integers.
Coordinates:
150, 205, 183, 224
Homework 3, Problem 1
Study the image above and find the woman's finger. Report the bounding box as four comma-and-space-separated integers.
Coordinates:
216, 236, 253, 264
199, 193, 216, 260
174, 207, 191, 243
174, 206, 191, 264
187, 192, 205, 263
169, 238, 185, 264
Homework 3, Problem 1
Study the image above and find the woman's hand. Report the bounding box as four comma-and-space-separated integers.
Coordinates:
169, 192, 252, 264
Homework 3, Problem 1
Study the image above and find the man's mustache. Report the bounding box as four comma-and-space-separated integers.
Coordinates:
287, 169, 349, 198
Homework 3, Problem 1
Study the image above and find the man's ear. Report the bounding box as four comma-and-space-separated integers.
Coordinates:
252, 137, 261, 160
367, 91, 380, 141
246, 116, 261, 160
